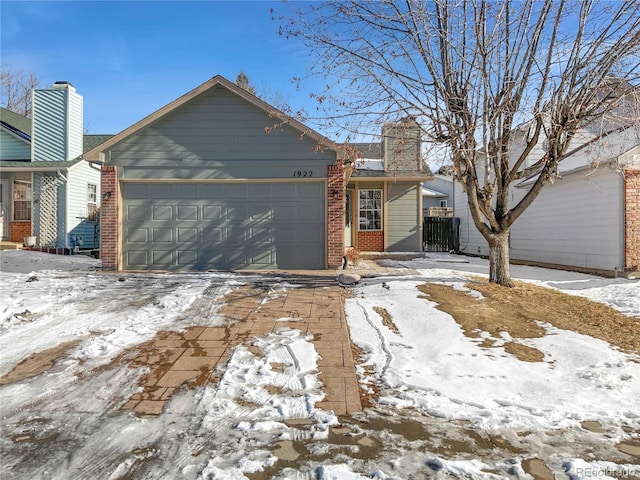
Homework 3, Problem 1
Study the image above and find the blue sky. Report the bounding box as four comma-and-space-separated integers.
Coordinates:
1, 1, 324, 136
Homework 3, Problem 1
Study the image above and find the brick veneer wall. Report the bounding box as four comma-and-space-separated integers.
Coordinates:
625, 170, 640, 271
357, 231, 384, 252
100, 165, 119, 270
10, 222, 32, 243
327, 164, 344, 268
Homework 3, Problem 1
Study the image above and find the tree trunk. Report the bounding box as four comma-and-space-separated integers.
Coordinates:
488, 231, 514, 287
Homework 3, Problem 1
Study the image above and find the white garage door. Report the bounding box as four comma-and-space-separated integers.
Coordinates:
121, 182, 326, 270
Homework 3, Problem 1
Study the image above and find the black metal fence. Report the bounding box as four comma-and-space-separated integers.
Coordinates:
423, 216, 460, 252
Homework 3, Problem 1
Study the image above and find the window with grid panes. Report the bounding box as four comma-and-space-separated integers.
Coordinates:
358, 189, 382, 231
12, 181, 32, 221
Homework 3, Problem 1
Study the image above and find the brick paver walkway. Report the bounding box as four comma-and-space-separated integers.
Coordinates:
121, 274, 362, 416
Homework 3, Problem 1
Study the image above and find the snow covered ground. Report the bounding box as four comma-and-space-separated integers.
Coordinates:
0, 250, 638, 479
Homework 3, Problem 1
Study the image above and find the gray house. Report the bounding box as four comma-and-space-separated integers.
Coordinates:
85, 75, 341, 270
0, 82, 108, 250
85, 76, 431, 271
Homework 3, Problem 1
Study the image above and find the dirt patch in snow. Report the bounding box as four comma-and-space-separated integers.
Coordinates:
418, 280, 640, 359
372, 306, 399, 334
0, 340, 82, 386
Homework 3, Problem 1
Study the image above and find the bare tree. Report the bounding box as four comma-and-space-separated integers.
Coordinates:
280, 0, 640, 286
0, 64, 40, 117
235, 71, 256, 95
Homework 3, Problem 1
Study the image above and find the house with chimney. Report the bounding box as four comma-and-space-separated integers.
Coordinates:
344, 118, 433, 253
0, 82, 109, 251
84, 75, 431, 271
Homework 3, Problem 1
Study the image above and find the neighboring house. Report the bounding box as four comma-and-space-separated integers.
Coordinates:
422, 174, 454, 216
84, 75, 431, 271
455, 117, 640, 275
345, 118, 433, 253
0, 82, 109, 250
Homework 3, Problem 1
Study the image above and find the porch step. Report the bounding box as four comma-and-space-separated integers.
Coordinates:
0, 242, 24, 250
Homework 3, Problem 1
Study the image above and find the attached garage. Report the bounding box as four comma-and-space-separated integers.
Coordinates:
85, 75, 345, 271
121, 181, 326, 270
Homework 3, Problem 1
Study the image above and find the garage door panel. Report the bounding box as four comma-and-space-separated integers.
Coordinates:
150, 184, 174, 199
152, 205, 173, 221
127, 250, 149, 267
152, 228, 173, 243
127, 205, 148, 222
225, 184, 248, 198
274, 204, 296, 221
177, 250, 198, 266
202, 226, 223, 243
152, 250, 174, 268
203, 205, 223, 220
273, 183, 297, 198
126, 227, 149, 243
177, 205, 198, 220
178, 228, 198, 243
226, 205, 248, 221
249, 205, 273, 221
303, 182, 325, 198
122, 181, 325, 270
175, 184, 199, 199
298, 203, 324, 222
125, 184, 150, 199
249, 183, 272, 197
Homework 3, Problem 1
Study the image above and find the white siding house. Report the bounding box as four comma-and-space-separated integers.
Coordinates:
0, 82, 105, 250
454, 123, 640, 274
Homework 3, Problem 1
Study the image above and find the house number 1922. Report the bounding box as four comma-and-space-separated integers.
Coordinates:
293, 170, 313, 177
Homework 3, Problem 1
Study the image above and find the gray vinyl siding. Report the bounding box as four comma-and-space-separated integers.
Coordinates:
387, 182, 422, 251
0, 131, 30, 160
108, 85, 335, 179
68, 162, 101, 249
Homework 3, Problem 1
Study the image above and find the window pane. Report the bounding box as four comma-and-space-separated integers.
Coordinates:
358, 189, 382, 231
13, 181, 32, 221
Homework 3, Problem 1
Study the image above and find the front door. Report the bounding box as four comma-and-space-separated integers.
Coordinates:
0, 179, 8, 240
344, 189, 353, 248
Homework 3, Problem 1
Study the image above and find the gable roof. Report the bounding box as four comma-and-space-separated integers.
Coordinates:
83, 75, 339, 162
348, 142, 382, 159
0, 107, 31, 142
83, 134, 114, 153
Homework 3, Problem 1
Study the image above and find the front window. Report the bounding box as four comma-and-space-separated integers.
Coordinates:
13, 180, 32, 221
87, 183, 98, 221
440, 200, 448, 208
358, 189, 382, 231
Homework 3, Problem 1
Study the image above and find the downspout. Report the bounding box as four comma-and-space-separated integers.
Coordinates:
618, 169, 625, 276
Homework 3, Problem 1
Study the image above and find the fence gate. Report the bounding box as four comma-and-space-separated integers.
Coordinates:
423, 216, 460, 252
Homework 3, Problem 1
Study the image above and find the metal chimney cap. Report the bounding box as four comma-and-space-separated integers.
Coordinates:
52, 81, 75, 89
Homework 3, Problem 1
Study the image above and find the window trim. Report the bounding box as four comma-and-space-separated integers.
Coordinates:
358, 188, 383, 231
87, 183, 98, 221
439, 199, 448, 208
12, 180, 32, 221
